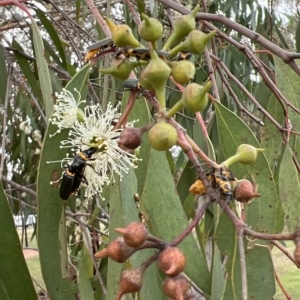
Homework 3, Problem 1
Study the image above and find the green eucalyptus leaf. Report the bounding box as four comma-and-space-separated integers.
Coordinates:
214, 101, 278, 234
278, 146, 300, 232
260, 94, 284, 169
106, 175, 125, 299
35, 9, 67, 69
37, 64, 92, 300
31, 18, 53, 119
78, 245, 94, 300
0, 46, 7, 105
12, 40, 43, 101
0, 181, 38, 300
141, 148, 212, 295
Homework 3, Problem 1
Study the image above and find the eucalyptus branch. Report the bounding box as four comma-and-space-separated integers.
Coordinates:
1, 175, 37, 198
66, 211, 109, 237
170, 200, 211, 247
238, 227, 248, 300
271, 240, 300, 268
275, 271, 292, 300
124, 0, 141, 26
204, 48, 220, 101
85, 0, 111, 37
157, 0, 300, 76
211, 61, 264, 126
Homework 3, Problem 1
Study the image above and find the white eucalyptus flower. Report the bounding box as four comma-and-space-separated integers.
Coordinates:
50, 88, 86, 136
57, 102, 139, 200
32, 129, 42, 141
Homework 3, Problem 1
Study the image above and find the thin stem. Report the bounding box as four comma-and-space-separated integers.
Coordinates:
1, 176, 37, 198
271, 240, 300, 268
85, 0, 111, 37
275, 271, 292, 300
75, 215, 107, 294
238, 228, 248, 300
114, 89, 138, 130
170, 200, 211, 246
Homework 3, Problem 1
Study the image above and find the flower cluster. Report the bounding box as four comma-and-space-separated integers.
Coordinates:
51, 89, 139, 199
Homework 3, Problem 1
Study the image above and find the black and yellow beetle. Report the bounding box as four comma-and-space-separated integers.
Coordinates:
59, 147, 97, 200
189, 166, 237, 202
85, 37, 115, 62
116, 47, 169, 61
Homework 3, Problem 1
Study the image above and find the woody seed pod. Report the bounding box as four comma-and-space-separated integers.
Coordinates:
94, 236, 136, 262
115, 222, 148, 247
157, 247, 186, 276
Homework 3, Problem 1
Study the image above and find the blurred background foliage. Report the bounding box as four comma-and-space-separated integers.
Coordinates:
1, 0, 300, 299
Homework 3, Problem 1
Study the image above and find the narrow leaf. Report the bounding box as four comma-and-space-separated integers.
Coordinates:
31, 18, 53, 119
0, 181, 38, 300
0, 46, 7, 105
106, 176, 125, 299
37, 65, 92, 300
35, 9, 67, 69
120, 169, 166, 300
78, 246, 94, 300
278, 146, 300, 232
141, 148, 212, 295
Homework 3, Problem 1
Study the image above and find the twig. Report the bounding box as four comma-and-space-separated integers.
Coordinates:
85, 0, 111, 37
238, 227, 248, 300
170, 200, 211, 247
74, 215, 107, 294
157, 0, 300, 76
271, 240, 300, 268
275, 271, 292, 300
1, 175, 37, 198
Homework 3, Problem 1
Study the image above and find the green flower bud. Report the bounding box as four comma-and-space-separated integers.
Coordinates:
168, 30, 217, 59
138, 13, 163, 42
222, 144, 265, 167
105, 17, 140, 47
100, 58, 141, 81
148, 121, 178, 151
171, 60, 195, 85
182, 81, 211, 112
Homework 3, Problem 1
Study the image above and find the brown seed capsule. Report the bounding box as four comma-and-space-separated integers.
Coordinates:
118, 127, 142, 150
234, 179, 261, 203
94, 236, 136, 262
157, 247, 186, 276
162, 274, 191, 300
115, 266, 145, 299
115, 222, 148, 247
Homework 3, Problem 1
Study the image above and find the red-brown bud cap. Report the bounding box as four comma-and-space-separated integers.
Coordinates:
94, 236, 136, 262
157, 247, 186, 276
162, 274, 191, 300
234, 179, 260, 203
115, 222, 148, 247
118, 127, 142, 150
115, 266, 145, 299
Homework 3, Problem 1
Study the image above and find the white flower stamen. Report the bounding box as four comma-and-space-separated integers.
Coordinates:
50, 92, 140, 200
50, 88, 86, 136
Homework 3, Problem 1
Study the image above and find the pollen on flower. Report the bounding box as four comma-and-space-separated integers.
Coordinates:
54, 102, 140, 200
50, 88, 86, 136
